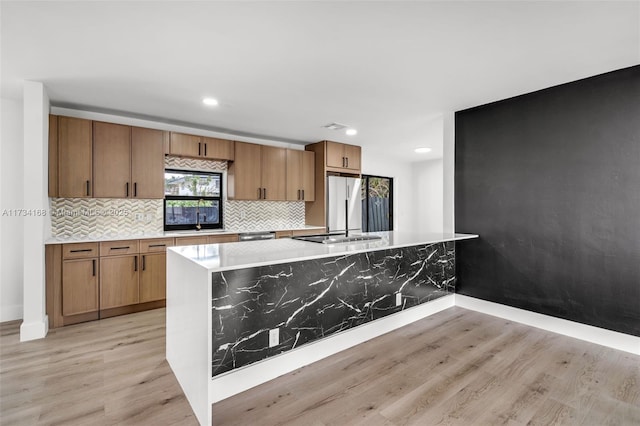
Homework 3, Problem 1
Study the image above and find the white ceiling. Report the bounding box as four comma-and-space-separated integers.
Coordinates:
2, 1, 639, 162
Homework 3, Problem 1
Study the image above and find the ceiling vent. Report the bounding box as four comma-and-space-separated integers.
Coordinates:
322, 122, 348, 131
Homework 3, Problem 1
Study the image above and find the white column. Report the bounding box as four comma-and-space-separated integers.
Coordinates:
20, 81, 50, 341
442, 111, 455, 233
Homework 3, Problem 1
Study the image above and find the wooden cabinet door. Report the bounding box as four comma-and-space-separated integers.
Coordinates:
325, 141, 345, 169
285, 149, 302, 200
229, 142, 262, 200
261, 145, 286, 200
49, 115, 58, 197
301, 150, 315, 201
139, 253, 165, 303
202, 137, 234, 161
100, 256, 139, 309
93, 122, 131, 198
62, 258, 99, 316
131, 127, 164, 199
58, 116, 93, 197
170, 132, 202, 157
343, 144, 361, 170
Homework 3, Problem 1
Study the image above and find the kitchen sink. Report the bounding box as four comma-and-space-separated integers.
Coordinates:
293, 234, 382, 244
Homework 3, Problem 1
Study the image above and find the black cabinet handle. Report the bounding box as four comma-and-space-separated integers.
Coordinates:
263, 188, 266, 199
134, 256, 138, 272
126, 182, 129, 197
110, 246, 130, 250
198, 142, 202, 156
346, 157, 349, 168
204, 143, 207, 156
142, 255, 146, 271
258, 188, 262, 199
302, 189, 305, 200
134, 182, 137, 197
92, 259, 96, 277
70, 249, 92, 253
148, 244, 166, 248
86, 180, 90, 196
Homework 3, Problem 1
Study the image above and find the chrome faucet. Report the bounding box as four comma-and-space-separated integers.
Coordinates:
195, 199, 204, 231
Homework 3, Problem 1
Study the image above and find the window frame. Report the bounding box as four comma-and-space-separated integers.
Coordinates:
163, 169, 224, 231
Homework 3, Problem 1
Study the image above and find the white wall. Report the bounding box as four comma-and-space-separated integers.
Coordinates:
0, 97, 25, 321
361, 149, 413, 232
411, 159, 444, 233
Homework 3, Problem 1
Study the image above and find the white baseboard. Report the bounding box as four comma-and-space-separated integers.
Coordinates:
454, 294, 640, 356
0, 304, 23, 322
210, 294, 455, 403
19, 315, 49, 342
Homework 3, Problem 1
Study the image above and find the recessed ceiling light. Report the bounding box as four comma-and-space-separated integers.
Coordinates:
414, 147, 432, 154
345, 128, 358, 136
202, 97, 219, 106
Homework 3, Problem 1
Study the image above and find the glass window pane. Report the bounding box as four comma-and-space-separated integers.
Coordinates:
164, 171, 221, 197
165, 200, 220, 226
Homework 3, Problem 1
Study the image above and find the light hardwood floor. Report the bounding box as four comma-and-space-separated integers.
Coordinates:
1, 307, 638, 425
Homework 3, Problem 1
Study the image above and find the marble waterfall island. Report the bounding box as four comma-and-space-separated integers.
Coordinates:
166, 231, 478, 425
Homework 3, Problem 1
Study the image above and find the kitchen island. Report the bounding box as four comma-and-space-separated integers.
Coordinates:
166, 231, 477, 425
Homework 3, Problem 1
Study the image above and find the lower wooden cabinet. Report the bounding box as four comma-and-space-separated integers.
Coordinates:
62, 258, 98, 316
100, 255, 140, 309
139, 253, 166, 303
47, 233, 247, 328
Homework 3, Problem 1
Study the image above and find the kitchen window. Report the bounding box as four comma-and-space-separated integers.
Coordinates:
164, 169, 223, 231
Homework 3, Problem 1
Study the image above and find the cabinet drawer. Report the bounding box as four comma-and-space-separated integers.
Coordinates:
174, 236, 209, 246
140, 238, 175, 253
275, 230, 293, 239
293, 228, 324, 237
62, 242, 99, 260
208, 234, 238, 244
100, 240, 140, 256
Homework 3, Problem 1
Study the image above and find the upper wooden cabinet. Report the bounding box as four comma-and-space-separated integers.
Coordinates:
131, 127, 165, 198
169, 132, 234, 161
58, 116, 93, 197
228, 142, 286, 201
93, 122, 131, 198
326, 141, 361, 172
93, 122, 165, 199
286, 149, 315, 201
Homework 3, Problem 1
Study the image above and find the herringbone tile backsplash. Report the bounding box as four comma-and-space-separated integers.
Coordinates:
50, 156, 306, 237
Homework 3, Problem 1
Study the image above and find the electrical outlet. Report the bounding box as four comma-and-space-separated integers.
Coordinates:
269, 328, 279, 347
135, 213, 144, 221
240, 209, 246, 220
396, 292, 402, 306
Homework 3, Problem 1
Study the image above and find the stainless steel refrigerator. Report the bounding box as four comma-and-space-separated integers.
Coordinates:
327, 176, 362, 234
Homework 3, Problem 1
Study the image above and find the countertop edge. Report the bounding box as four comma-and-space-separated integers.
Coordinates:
169, 232, 479, 272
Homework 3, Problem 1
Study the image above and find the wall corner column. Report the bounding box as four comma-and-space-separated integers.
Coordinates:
442, 111, 455, 233
20, 81, 50, 341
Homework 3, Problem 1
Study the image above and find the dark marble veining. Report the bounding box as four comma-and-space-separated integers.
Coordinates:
211, 241, 455, 376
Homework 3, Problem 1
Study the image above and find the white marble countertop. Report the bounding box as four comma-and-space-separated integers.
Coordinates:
168, 231, 478, 272
44, 225, 326, 245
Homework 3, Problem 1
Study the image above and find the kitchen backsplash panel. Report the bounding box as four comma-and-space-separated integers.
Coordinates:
164, 156, 228, 172
50, 198, 163, 237
224, 201, 305, 231
49, 156, 306, 237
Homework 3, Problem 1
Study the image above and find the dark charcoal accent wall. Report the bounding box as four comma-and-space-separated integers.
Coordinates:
211, 242, 454, 376
455, 65, 640, 337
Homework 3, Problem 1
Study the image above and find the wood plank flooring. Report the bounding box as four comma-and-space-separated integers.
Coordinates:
1, 307, 639, 425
